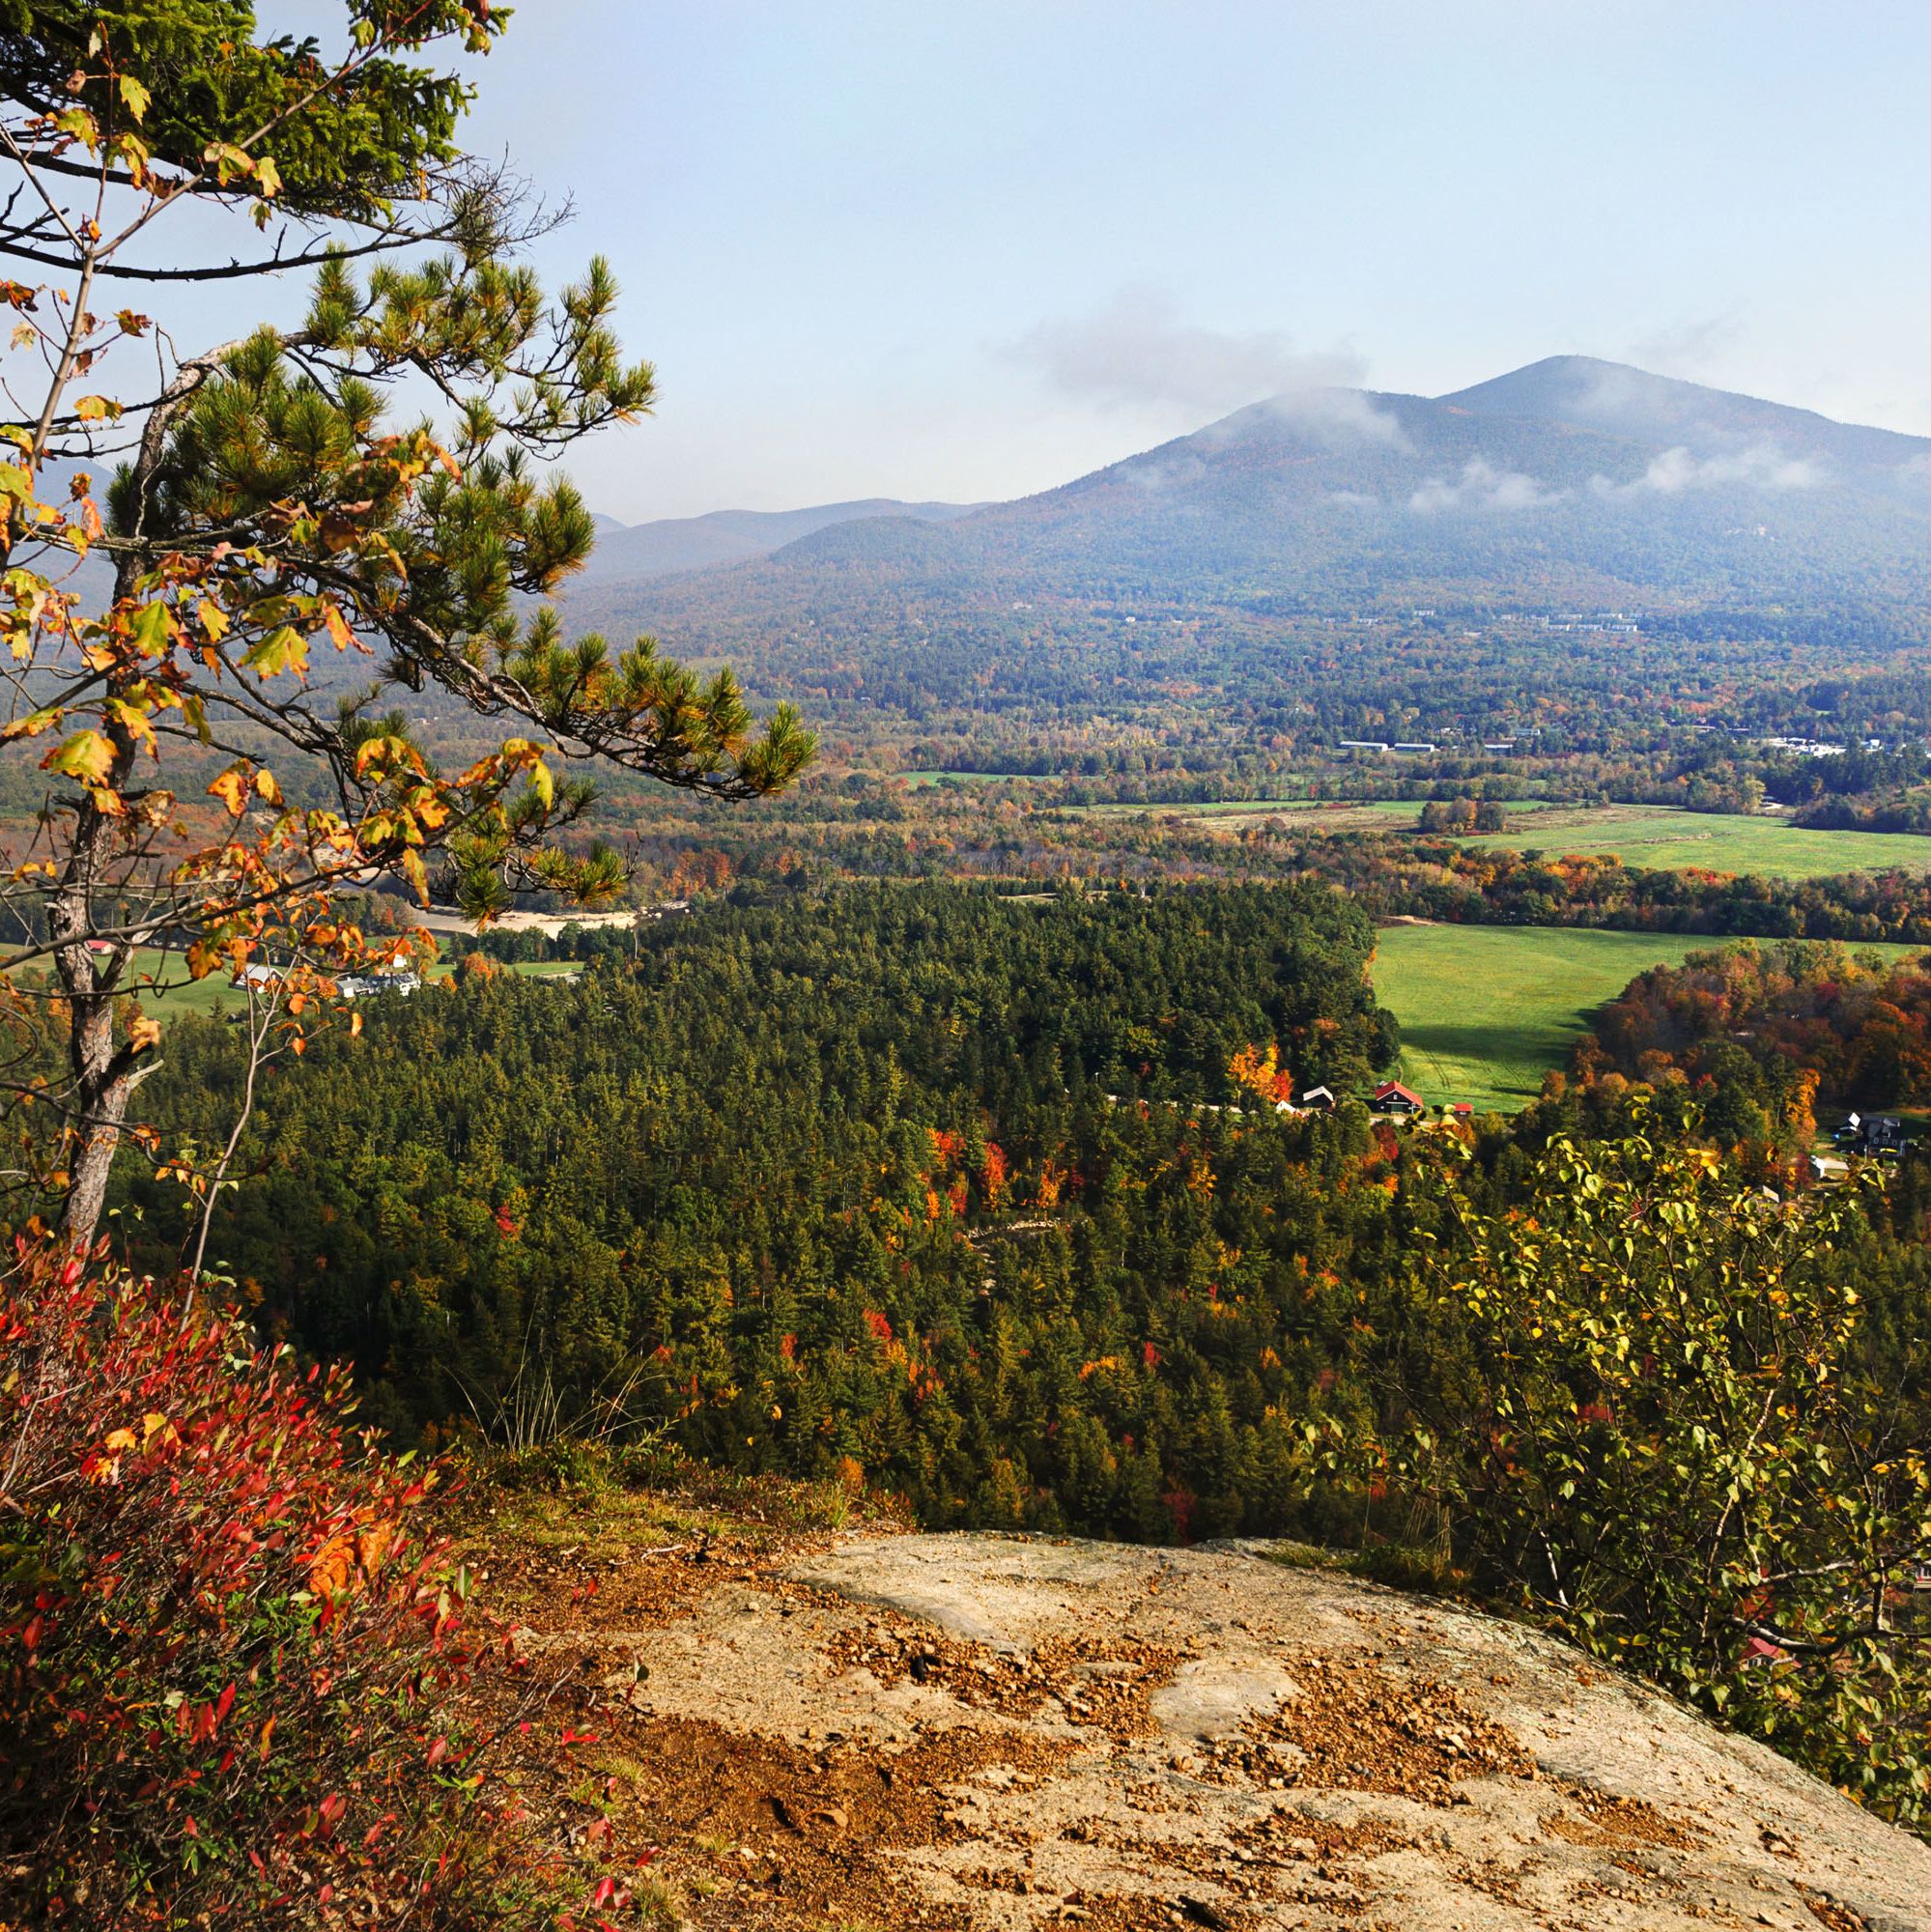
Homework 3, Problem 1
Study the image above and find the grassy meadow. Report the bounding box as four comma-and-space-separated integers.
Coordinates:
1072, 796, 1931, 883
1371, 923, 1929, 1113
1455, 804, 1931, 881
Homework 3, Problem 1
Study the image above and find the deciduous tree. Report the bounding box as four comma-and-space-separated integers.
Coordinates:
0, 2, 811, 1244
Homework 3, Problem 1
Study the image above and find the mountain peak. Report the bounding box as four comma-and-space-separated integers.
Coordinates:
1438, 356, 1926, 464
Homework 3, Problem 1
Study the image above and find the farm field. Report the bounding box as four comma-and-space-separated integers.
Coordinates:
1068, 795, 1931, 882
1455, 804, 1931, 881
1372, 923, 1929, 1113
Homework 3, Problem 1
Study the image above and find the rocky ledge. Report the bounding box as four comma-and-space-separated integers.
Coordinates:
516, 1529, 1931, 1931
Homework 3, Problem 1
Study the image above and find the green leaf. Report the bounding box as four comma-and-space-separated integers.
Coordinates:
44, 728, 114, 784
241, 625, 309, 681
129, 601, 173, 657
117, 74, 151, 123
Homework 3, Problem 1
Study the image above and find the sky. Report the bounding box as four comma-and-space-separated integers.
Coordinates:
254, 4, 1931, 521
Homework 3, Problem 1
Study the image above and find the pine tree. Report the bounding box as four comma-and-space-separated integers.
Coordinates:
0, 4, 811, 1243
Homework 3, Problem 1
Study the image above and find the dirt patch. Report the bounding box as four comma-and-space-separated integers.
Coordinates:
1195, 1652, 1536, 1804
1546, 1782, 1704, 1851
598, 1715, 1079, 1929
1803, 1887, 1873, 1932
823, 1618, 1191, 1742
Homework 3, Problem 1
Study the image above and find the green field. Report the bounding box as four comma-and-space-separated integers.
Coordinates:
6, 945, 579, 1030
1068, 795, 1931, 882
898, 769, 1034, 787
1456, 804, 1931, 881
1372, 923, 1928, 1113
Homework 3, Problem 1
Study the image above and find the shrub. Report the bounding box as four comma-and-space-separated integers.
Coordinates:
0, 1249, 563, 1926
1358, 1126, 1931, 1828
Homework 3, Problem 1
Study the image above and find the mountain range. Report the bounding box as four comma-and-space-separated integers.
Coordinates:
581, 497, 975, 581
566, 358, 1931, 679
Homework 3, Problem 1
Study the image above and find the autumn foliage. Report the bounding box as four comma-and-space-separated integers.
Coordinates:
1576, 940, 1931, 1129
0, 1251, 547, 1927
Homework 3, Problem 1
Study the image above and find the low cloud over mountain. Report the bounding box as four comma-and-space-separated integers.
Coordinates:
563, 356, 1931, 696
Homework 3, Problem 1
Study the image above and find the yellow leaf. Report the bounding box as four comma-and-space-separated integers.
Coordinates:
128, 1015, 161, 1054
208, 766, 249, 815
103, 1428, 136, 1453
73, 395, 112, 423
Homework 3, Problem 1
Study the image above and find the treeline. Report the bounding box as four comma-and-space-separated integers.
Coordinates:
1576, 941, 1931, 1125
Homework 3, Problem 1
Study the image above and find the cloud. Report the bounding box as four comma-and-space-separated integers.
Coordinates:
1408, 459, 1563, 514
1258, 386, 1407, 447
1006, 287, 1396, 438
1626, 315, 1744, 379
1592, 443, 1821, 497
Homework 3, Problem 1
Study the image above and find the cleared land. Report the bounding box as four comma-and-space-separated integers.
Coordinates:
1068, 797, 1931, 882
21, 946, 579, 1029
1372, 923, 1928, 1113
1457, 804, 1931, 880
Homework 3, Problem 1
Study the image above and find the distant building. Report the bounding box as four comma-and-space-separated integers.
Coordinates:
335, 970, 421, 999
1847, 1114, 1909, 1157
1372, 1080, 1425, 1117
1296, 1085, 1336, 1113
1441, 1101, 1473, 1121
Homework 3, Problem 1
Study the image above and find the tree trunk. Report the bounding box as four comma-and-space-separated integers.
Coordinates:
49, 792, 132, 1251
50, 541, 149, 1251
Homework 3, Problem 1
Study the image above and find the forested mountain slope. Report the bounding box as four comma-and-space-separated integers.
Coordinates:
578, 497, 974, 581
560, 358, 1931, 716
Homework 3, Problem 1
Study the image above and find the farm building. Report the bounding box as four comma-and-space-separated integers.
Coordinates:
1296, 1085, 1336, 1112
1372, 1080, 1425, 1116
1844, 1113, 1909, 1157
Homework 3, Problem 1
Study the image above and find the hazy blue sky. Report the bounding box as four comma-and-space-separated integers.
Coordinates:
431, 3, 1928, 518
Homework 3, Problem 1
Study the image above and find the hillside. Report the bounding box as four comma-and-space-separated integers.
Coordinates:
558, 358, 1931, 722
577, 497, 974, 582
480, 1505, 1931, 1931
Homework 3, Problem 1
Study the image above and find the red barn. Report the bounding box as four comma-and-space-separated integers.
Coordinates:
1372, 1080, 1425, 1116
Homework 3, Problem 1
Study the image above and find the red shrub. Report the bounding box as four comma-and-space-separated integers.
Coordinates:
0, 1249, 553, 1926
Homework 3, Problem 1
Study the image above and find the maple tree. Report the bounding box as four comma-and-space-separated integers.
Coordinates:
0, 3, 812, 1245
0, 1245, 619, 1925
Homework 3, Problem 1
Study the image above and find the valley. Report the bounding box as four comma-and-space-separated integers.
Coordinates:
12, 10, 1931, 1925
